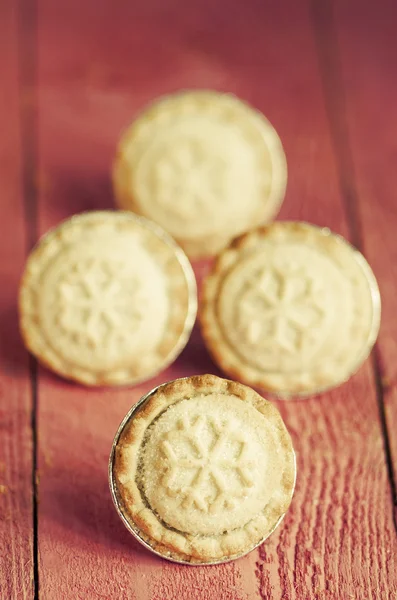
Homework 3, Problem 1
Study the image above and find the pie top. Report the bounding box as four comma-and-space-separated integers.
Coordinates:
111, 374, 296, 564
200, 222, 381, 397
19, 211, 196, 386
113, 90, 287, 259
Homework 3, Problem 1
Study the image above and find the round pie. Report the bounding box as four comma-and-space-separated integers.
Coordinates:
200, 222, 381, 397
110, 374, 295, 564
113, 90, 287, 259
19, 211, 197, 386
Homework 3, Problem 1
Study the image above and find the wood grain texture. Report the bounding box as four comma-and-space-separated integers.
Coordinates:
333, 0, 397, 525
17, 0, 397, 598
0, 1, 34, 599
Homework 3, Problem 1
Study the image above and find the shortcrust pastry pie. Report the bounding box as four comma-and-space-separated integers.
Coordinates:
110, 374, 296, 564
19, 211, 196, 386
200, 222, 381, 397
113, 90, 287, 259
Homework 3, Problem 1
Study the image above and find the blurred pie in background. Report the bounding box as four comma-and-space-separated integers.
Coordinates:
113, 90, 287, 259
19, 211, 197, 386
200, 222, 381, 397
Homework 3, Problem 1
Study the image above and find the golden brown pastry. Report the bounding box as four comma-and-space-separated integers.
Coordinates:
111, 374, 296, 564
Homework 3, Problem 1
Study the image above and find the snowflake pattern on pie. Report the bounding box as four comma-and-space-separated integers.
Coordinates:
237, 267, 325, 354
160, 414, 255, 514
137, 124, 257, 233
152, 138, 229, 220
57, 258, 142, 349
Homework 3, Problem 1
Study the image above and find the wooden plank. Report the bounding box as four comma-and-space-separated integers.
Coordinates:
333, 0, 397, 527
310, 2, 397, 598
34, 0, 397, 598
0, 1, 34, 598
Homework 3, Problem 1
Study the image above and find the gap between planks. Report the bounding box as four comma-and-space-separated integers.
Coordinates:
18, 0, 40, 596
310, 0, 397, 531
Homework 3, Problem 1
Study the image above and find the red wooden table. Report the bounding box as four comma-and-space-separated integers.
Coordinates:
1, 1, 397, 598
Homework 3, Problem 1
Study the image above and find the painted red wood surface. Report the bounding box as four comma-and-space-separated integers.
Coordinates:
1, 0, 397, 599
0, 1, 34, 598
334, 0, 397, 521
